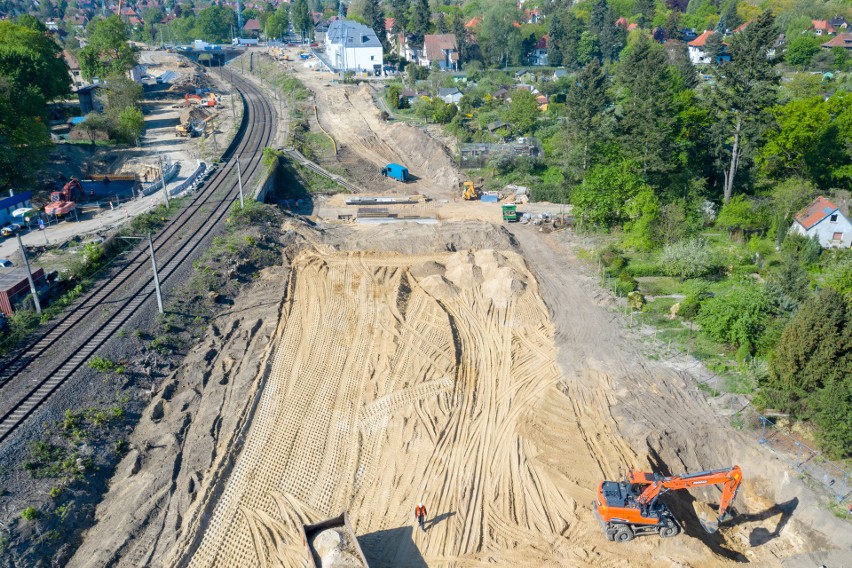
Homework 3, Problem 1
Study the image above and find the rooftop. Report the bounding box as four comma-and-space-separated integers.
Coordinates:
326, 19, 382, 48
794, 196, 840, 230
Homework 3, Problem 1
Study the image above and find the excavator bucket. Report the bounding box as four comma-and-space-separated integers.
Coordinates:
697, 513, 719, 534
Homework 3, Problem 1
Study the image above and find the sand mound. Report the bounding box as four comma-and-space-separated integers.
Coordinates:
312, 528, 363, 567
410, 260, 446, 279
418, 274, 457, 300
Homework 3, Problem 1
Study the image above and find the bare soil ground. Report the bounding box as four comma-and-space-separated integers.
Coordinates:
69, 220, 851, 568
291, 61, 459, 201
66, 68, 851, 567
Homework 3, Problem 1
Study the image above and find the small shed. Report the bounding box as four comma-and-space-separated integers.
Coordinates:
0, 267, 46, 315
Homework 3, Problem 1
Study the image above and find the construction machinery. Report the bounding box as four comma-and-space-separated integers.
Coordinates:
45, 178, 84, 216
461, 179, 482, 200
301, 512, 369, 568
595, 465, 743, 542
502, 203, 518, 222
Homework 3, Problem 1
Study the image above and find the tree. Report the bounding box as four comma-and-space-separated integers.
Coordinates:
562, 58, 609, 179
363, 0, 388, 51
759, 93, 852, 188
785, 35, 821, 68
765, 288, 852, 456
709, 10, 779, 202
716, 195, 770, 236
576, 31, 601, 66
103, 75, 143, 119
116, 106, 145, 143
291, 0, 313, 41
391, 0, 408, 35
548, 10, 583, 68
503, 89, 538, 134
409, 0, 431, 48
0, 20, 70, 187
598, 6, 626, 63
571, 160, 647, 226
264, 7, 289, 40
616, 35, 678, 181
663, 10, 682, 41
387, 84, 402, 110
635, 0, 655, 28
703, 30, 724, 64
79, 112, 112, 145
717, 0, 740, 32
79, 15, 137, 80
477, 0, 519, 68
436, 12, 448, 34
452, 13, 470, 65
697, 279, 773, 350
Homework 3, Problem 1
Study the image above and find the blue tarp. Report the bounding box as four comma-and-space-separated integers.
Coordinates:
69, 116, 87, 125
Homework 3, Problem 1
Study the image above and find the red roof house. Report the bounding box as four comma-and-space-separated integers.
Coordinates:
790, 196, 852, 248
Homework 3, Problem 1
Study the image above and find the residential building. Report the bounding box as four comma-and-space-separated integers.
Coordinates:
529, 35, 548, 66
64, 50, 85, 92
789, 196, 852, 249
687, 30, 729, 65
420, 34, 458, 69
438, 87, 462, 104
822, 33, 852, 51
243, 18, 260, 37
828, 15, 849, 31
811, 20, 836, 36
325, 19, 384, 72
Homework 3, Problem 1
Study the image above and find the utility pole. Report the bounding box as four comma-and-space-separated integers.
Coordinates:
159, 154, 170, 207
148, 234, 164, 314
120, 235, 164, 314
16, 234, 42, 315
236, 158, 245, 209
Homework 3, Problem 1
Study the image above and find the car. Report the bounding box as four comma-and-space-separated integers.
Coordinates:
0, 258, 13, 267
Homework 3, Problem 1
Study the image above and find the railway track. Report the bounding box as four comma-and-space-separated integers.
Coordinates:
0, 67, 277, 444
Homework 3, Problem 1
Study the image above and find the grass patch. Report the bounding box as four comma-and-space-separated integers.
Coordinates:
636, 277, 683, 297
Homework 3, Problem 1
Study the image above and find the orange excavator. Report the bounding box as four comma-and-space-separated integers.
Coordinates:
45, 178, 85, 216
595, 465, 743, 542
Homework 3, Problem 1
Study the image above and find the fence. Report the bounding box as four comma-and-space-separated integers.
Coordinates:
458, 138, 543, 169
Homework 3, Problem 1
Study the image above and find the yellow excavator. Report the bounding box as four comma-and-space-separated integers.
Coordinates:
461, 178, 483, 200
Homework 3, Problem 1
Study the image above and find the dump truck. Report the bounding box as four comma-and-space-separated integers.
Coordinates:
502, 203, 518, 222
301, 512, 369, 568
380, 163, 409, 182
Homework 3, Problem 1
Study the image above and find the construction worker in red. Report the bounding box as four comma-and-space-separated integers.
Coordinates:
415, 502, 427, 532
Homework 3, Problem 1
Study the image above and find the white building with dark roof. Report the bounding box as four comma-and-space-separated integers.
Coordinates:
325, 19, 384, 72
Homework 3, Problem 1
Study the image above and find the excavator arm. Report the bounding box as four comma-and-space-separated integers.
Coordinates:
632, 465, 743, 521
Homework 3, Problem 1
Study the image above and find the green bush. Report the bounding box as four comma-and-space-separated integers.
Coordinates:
697, 279, 773, 350
660, 239, 718, 279
625, 260, 661, 277
21, 507, 38, 521
678, 280, 711, 321
615, 273, 638, 297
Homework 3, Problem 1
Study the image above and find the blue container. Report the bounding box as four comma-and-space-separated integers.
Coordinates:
383, 163, 409, 182
481, 194, 499, 203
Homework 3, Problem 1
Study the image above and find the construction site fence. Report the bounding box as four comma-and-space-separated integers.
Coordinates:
140, 161, 181, 197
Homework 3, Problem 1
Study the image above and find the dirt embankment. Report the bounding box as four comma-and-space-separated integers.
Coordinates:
299, 72, 459, 199
70, 218, 852, 568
